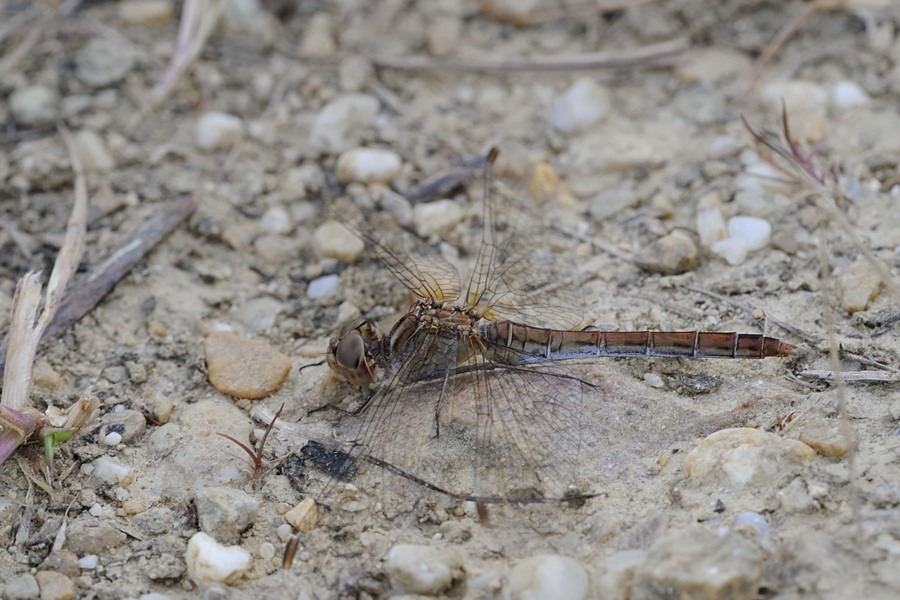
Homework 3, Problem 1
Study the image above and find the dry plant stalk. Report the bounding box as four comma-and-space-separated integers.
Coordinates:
0, 125, 92, 466
148, 0, 225, 109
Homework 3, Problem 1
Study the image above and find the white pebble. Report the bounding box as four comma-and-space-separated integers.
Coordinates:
91, 456, 131, 484
307, 274, 340, 299
335, 148, 402, 184
312, 220, 364, 262
309, 93, 380, 154
549, 78, 611, 134
728, 216, 772, 252
507, 554, 589, 600
727, 216, 771, 252
74, 130, 116, 172
9, 85, 58, 127
732, 511, 769, 540
79, 554, 99, 569
195, 111, 244, 151
118, 0, 173, 25
831, 81, 870, 110
695, 195, 726, 248
102, 431, 123, 446
185, 532, 251, 584
759, 80, 827, 115
412, 199, 464, 237
385, 544, 461, 595
643, 373, 664, 388
260, 206, 291, 235
710, 238, 749, 266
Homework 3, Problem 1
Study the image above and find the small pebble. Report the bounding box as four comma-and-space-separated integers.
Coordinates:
480, 0, 541, 25
588, 182, 637, 221
100, 409, 147, 443
831, 81, 870, 110
427, 14, 462, 56
205, 332, 292, 399
728, 216, 771, 252
195, 112, 244, 151
596, 550, 646, 600
41, 550, 81, 577
507, 554, 589, 600
299, 12, 336, 57
685, 428, 815, 489
549, 77, 611, 134
710, 238, 749, 266
281, 164, 323, 202
643, 372, 665, 388
335, 148, 402, 184
90, 456, 132, 484
34, 570, 76, 600
78, 555, 99, 569
102, 431, 122, 446
695, 193, 726, 248
185, 532, 251, 584
307, 274, 340, 299
309, 93, 380, 154
633, 230, 698, 275
147, 393, 175, 425
731, 511, 769, 541
195, 486, 260, 545
9, 85, 58, 127
3, 574, 39, 600
413, 199, 465, 237
632, 526, 765, 600
837, 258, 882, 313
75, 37, 137, 87
73, 129, 115, 172
284, 497, 318, 532
63, 522, 127, 555
385, 544, 463, 595
118, 0, 173, 25
798, 418, 857, 458
759, 80, 827, 116
312, 221, 364, 262
259, 205, 291, 235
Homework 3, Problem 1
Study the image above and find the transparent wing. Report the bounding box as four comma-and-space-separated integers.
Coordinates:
465, 176, 586, 330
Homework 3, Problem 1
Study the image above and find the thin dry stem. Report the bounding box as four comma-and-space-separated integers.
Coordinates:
799, 369, 900, 382
148, 0, 225, 109
373, 38, 688, 72
0, 15, 45, 79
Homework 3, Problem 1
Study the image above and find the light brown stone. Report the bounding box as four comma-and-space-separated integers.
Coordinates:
205, 332, 292, 399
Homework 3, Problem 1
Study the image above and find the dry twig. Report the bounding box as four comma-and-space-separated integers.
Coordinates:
373, 38, 689, 72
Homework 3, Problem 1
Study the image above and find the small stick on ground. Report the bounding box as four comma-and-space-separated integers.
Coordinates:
372, 38, 689, 72
798, 369, 900, 383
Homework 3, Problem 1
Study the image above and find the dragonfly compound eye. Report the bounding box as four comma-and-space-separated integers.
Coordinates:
335, 331, 365, 370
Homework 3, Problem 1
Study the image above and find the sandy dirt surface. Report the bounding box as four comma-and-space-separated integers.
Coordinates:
2, 1, 900, 599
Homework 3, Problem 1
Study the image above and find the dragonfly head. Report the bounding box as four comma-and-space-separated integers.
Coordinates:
326, 320, 380, 386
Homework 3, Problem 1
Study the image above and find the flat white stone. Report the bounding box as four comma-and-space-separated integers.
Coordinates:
386, 544, 460, 595
195, 112, 244, 151
312, 220, 364, 262
507, 554, 589, 600
102, 431, 123, 446
309, 94, 380, 154
412, 199, 464, 237
727, 216, 771, 252
307, 274, 340, 299
92, 456, 132, 484
710, 237, 749, 266
185, 532, 251, 584
549, 77, 610, 134
695, 204, 726, 248
831, 81, 870, 109
335, 148, 402, 184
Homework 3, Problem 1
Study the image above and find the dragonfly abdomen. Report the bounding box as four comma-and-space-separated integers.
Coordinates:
482, 321, 795, 361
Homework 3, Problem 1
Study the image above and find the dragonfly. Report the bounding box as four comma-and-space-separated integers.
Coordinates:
322, 147, 795, 504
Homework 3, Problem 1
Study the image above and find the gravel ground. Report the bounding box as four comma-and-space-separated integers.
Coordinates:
2, 1, 900, 599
